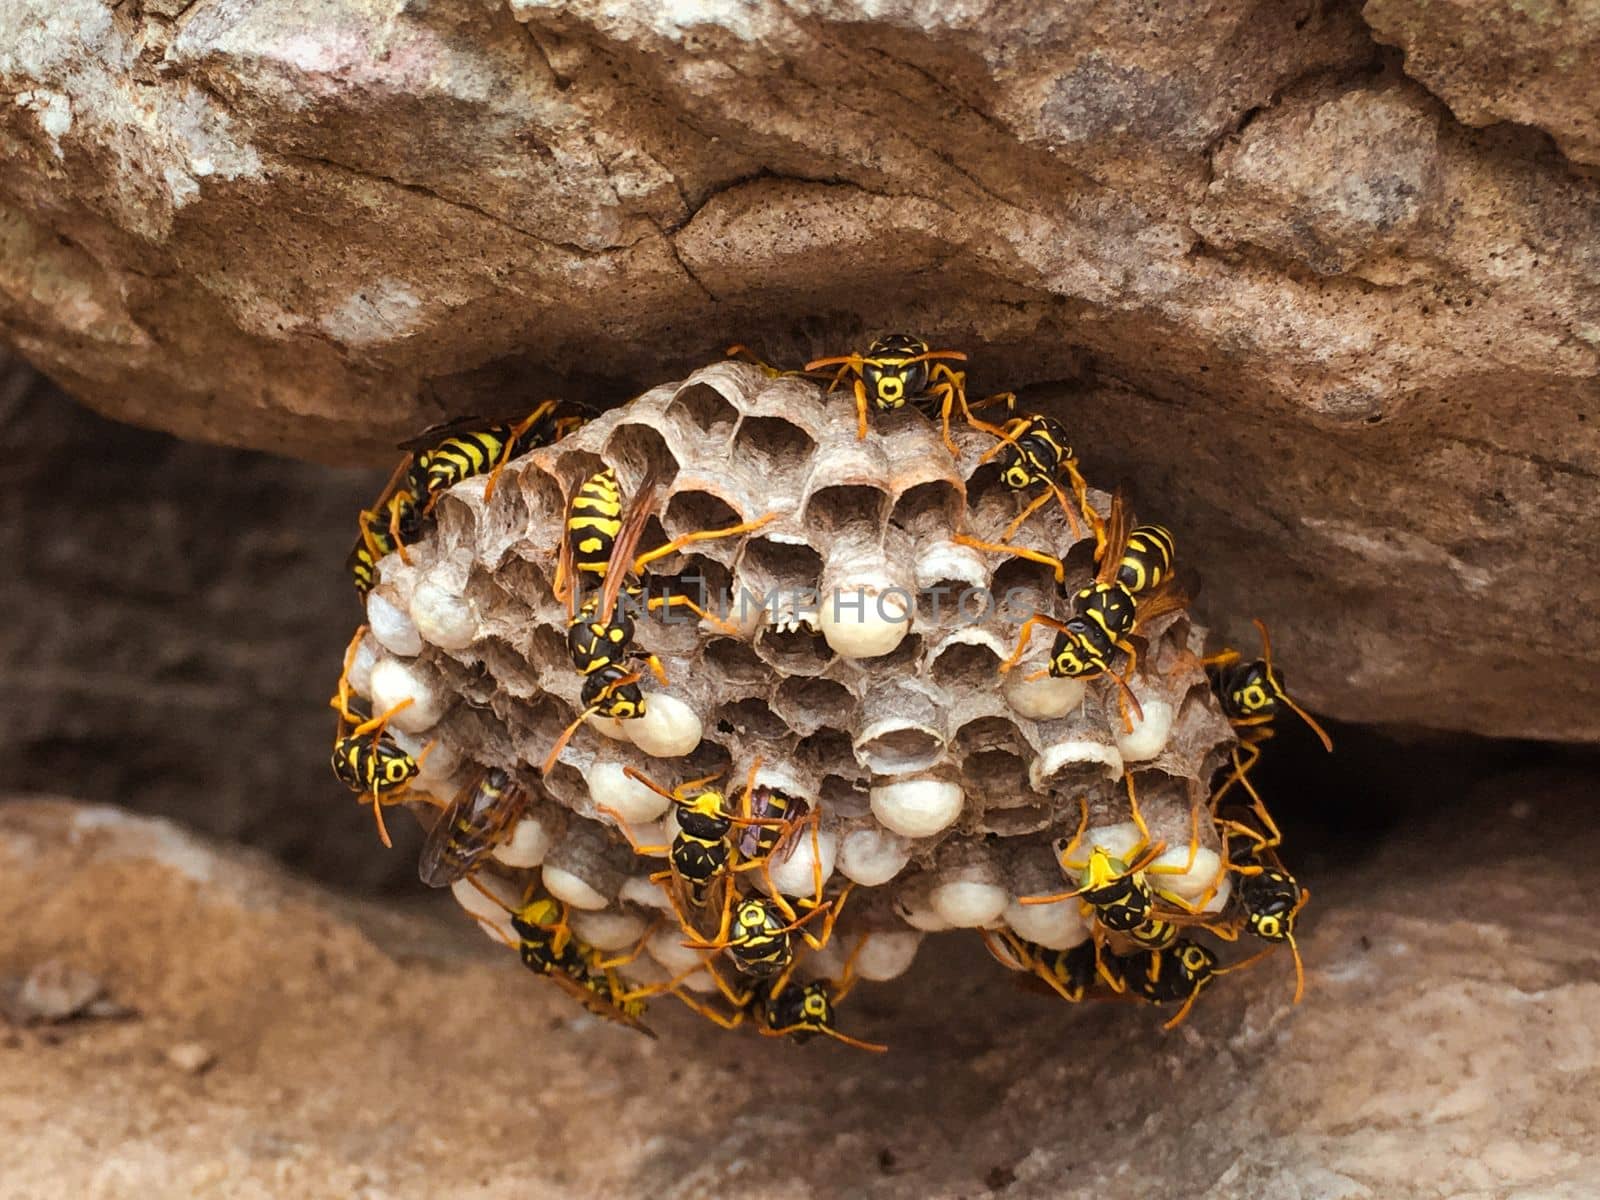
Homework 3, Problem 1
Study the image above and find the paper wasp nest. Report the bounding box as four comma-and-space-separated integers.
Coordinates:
348, 362, 1238, 998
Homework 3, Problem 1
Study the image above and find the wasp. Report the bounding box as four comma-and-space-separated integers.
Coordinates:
1210, 766, 1309, 1004
960, 487, 1188, 728
980, 929, 1101, 1004
403, 400, 588, 513
328, 626, 426, 847
705, 894, 840, 982
598, 764, 805, 944
542, 467, 775, 773
1020, 778, 1212, 939
472, 888, 658, 1037
724, 344, 809, 379
346, 446, 434, 593
673, 938, 886, 1051
416, 766, 527, 888
1108, 939, 1221, 1029
555, 466, 775, 611
978, 413, 1098, 543
1205, 618, 1333, 807
805, 333, 1011, 452
347, 489, 428, 597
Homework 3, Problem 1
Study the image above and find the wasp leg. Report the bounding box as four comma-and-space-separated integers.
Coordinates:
998, 489, 1062, 544
594, 805, 671, 859
331, 624, 373, 724
673, 984, 748, 1030
951, 533, 1068, 588
1107, 639, 1146, 731
629, 511, 779, 576
644, 592, 741, 639
344, 698, 415, 741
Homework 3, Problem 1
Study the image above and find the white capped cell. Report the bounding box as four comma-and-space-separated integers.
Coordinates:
1151, 846, 1231, 914
1003, 895, 1091, 951
543, 865, 609, 911
853, 931, 922, 982
869, 778, 963, 838
491, 812, 557, 868
620, 874, 674, 911
930, 879, 1008, 928
895, 882, 952, 932
569, 909, 649, 952
646, 927, 707, 975
1115, 698, 1173, 763
367, 590, 423, 658
344, 635, 379, 700
760, 827, 836, 898
451, 875, 518, 945
1061, 822, 1145, 874
587, 761, 674, 824
838, 827, 912, 886
368, 658, 443, 733
818, 578, 911, 659
410, 577, 479, 650
1004, 672, 1087, 720
387, 728, 459, 787
621, 693, 703, 757
587, 713, 631, 741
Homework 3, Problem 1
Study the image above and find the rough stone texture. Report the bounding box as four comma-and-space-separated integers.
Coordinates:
1365, 0, 1600, 166
3, 774, 1597, 1199
2, 0, 1598, 746
0, 348, 414, 889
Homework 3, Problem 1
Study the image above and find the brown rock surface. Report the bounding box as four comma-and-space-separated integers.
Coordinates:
1365, 0, 1600, 166
2, 3, 1598, 742
2, 772, 1596, 1199
0, 349, 408, 889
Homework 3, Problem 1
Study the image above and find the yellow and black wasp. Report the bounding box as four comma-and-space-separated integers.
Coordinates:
960, 486, 1187, 727
346, 401, 584, 597
980, 928, 1101, 1005
805, 333, 1010, 452
1104, 938, 1221, 1029
1205, 618, 1333, 808
977, 413, 1098, 543
598, 765, 806, 943
723, 344, 811, 379
416, 766, 527, 888
1208, 766, 1309, 1004
677, 964, 886, 1052
699, 893, 844, 984
328, 626, 426, 847
404, 399, 589, 514
753, 976, 886, 1051
472, 887, 659, 1036
1019, 778, 1210, 942
542, 466, 775, 774
347, 488, 428, 598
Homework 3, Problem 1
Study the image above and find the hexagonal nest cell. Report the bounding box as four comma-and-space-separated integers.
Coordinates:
339, 360, 1267, 1045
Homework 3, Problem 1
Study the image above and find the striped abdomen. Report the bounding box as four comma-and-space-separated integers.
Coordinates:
1116, 525, 1175, 595
423, 427, 513, 498
567, 468, 625, 582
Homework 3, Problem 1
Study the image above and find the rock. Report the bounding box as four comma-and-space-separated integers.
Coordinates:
2, 777, 1597, 1199
0, 350, 409, 889
8, 959, 105, 1023
0, 4, 1597, 743
1366, 0, 1600, 166
164, 1041, 216, 1074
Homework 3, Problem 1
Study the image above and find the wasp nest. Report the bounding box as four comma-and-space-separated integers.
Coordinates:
342, 361, 1241, 1029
